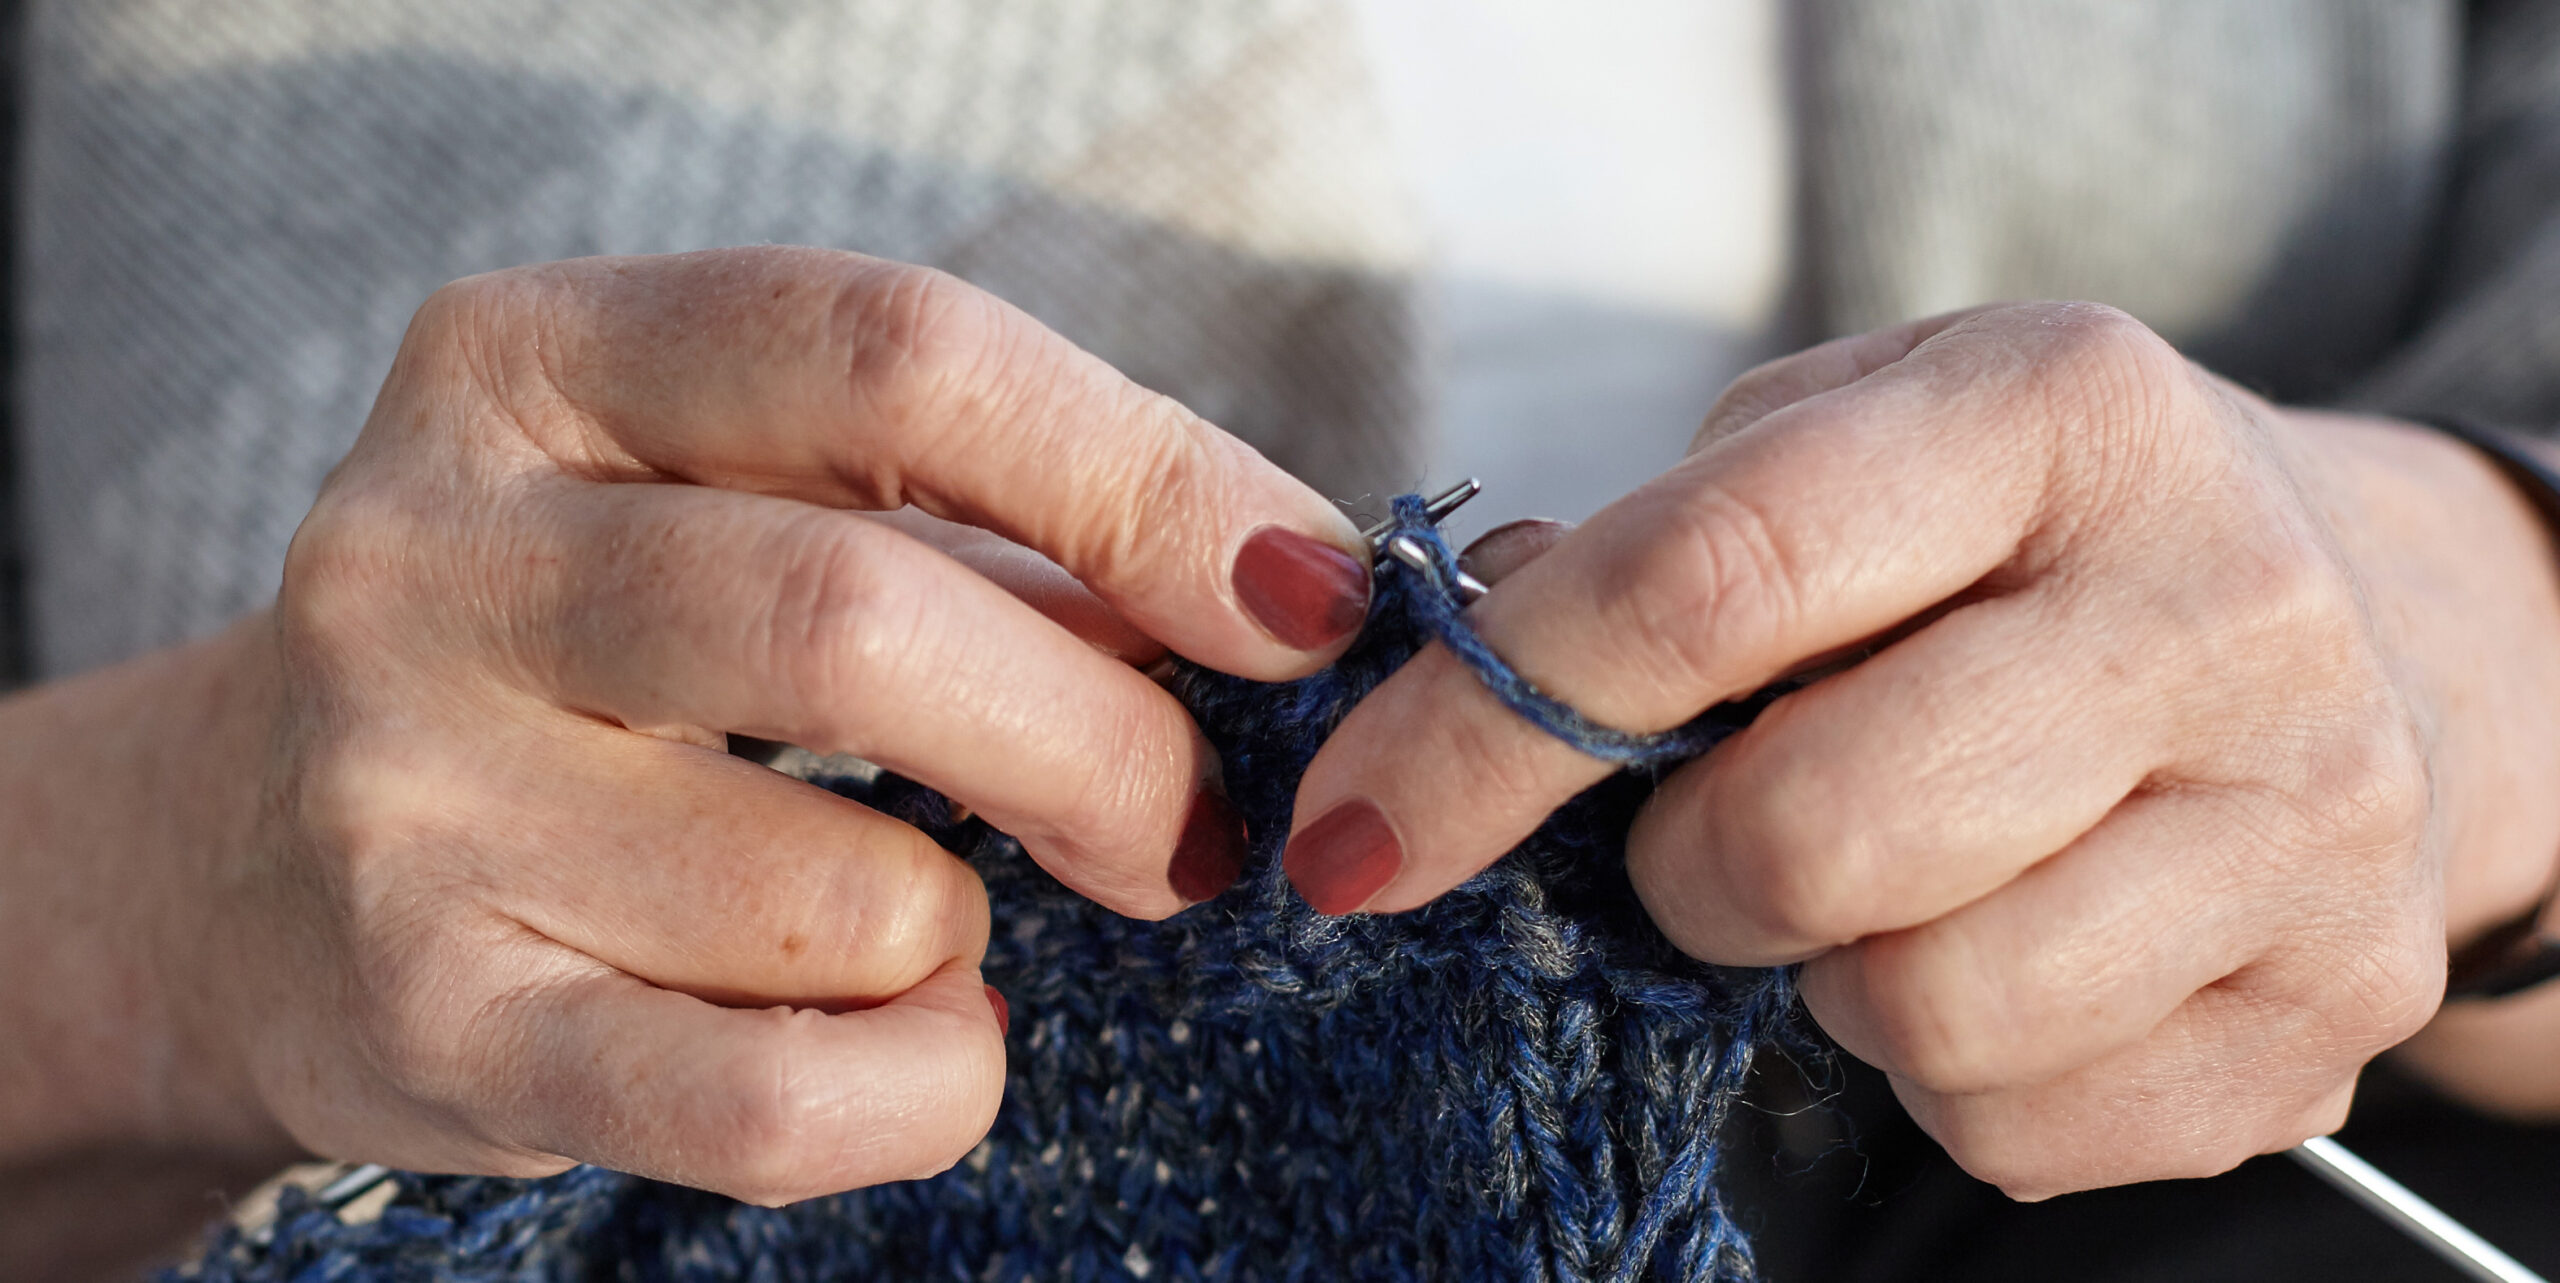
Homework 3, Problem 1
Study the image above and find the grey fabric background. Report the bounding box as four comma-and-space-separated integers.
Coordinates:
12, 0, 1426, 681
10, 0, 2560, 685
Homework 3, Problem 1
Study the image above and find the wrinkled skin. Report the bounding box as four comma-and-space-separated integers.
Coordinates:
1295, 303, 2560, 1197
11, 275, 2560, 1282
0, 247, 1370, 1277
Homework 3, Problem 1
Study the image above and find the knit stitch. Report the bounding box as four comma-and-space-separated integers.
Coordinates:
171, 497, 1793, 1283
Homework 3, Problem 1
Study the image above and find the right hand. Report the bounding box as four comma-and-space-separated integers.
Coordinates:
181, 248, 1370, 1204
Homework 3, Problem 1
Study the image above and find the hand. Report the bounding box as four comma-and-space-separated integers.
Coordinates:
139, 248, 1368, 1205
1284, 302, 2560, 1195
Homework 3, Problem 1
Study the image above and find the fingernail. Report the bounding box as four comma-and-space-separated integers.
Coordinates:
1233, 526, 1369, 650
1283, 798, 1402, 915
1169, 787, 1249, 904
984, 984, 1009, 1036
1460, 518, 1573, 586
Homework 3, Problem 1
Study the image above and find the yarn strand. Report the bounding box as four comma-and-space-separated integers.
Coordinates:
174, 494, 1798, 1283
1374, 493, 1767, 769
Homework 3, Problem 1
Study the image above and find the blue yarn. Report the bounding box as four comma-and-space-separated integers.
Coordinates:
169, 497, 1796, 1283
1377, 493, 1767, 767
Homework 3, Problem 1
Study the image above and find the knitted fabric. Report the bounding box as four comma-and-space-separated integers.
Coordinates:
170, 498, 1793, 1283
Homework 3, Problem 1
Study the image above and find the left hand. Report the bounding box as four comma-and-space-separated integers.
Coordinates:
1284, 302, 2560, 1196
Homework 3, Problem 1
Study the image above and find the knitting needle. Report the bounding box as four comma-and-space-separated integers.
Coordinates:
1367, 478, 1490, 602
314, 1162, 394, 1207
2290, 1137, 2547, 1283
1361, 477, 1482, 551
1402, 476, 2539, 1275
1380, 477, 2541, 1281
1384, 533, 1491, 603
244, 1162, 395, 1246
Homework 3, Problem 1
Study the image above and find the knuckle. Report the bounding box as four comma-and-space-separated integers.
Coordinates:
278, 479, 421, 653
356, 921, 520, 1108
704, 1014, 1001, 1202
2321, 917, 2444, 1055
833, 264, 1012, 445
1738, 828, 1867, 949
405, 269, 572, 420
2019, 301, 2187, 399
1597, 483, 1806, 698
2232, 692, 2426, 862
2215, 523, 2362, 657
756, 520, 917, 728
1840, 936, 2022, 1094
1943, 1111, 2257, 1199
705, 1039, 855, 1204
2295, 1086, 2356, 1143
1941, 1135, 2075, 1200
2307, 710, 2430, 851
1709, 733, 1880, 949
1913, 1102, 2073, 1198
2003, 302, 2200, 459
845, 854, 992, 986
1045, 392, 1216, 591
1042, 765, 1181, 910
1698, 356, 1804, 443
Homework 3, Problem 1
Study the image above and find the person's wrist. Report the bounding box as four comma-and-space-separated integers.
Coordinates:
2396, 417, 2560, 998
0, 616, 301, 1275
6, 614, 298, 1164
144, 613, 303, 1162
2254, 408, 2560, 1116
2268, 411, 2560, 944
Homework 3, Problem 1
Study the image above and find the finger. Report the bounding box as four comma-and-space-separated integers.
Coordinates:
1889, 980, 2381, 1200
1690, 306, 1997, 450
1289, 305, 2157, 914
866, 507, 1163, 665
1790, 791, 2272, 1095
487, 958, 1006, 1203
521, 480, 1243, 919
1623, 589, 2169, 965
481, 722, 990, 1009
1460, 518, 1574, 586
434, 247, 1369, 677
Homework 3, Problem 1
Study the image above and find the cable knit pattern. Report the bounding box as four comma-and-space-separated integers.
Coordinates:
168, 500, 1793, 1283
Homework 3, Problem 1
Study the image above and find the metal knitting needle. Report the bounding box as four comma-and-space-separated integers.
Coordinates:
1379, 476, 2541, 1280
246, 1162, 396, 1246
1367, 478, 1490, 602
314, 1162, 394, 1207
1361, 477, 1482, 551
1384, 533, 1490, 603
2290, 1137, 2547, 1283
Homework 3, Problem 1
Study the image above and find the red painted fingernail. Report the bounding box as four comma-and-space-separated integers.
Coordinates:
984, 984, 1009, 1036
1233, 526, 1369, 650
1283, 798, 1403, 915
1169, 788, 1248, 904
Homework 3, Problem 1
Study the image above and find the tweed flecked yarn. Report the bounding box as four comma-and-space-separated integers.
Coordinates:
171, 497, 1794, 1283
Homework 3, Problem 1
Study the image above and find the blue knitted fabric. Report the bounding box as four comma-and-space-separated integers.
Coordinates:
171, 496, 1795, 1283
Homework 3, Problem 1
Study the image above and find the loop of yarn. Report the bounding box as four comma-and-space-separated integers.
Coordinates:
1377, 493, 1754, 768
172, 496, 1796, 1283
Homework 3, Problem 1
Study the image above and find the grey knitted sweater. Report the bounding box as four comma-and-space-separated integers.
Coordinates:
7, 0, 2560, 685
